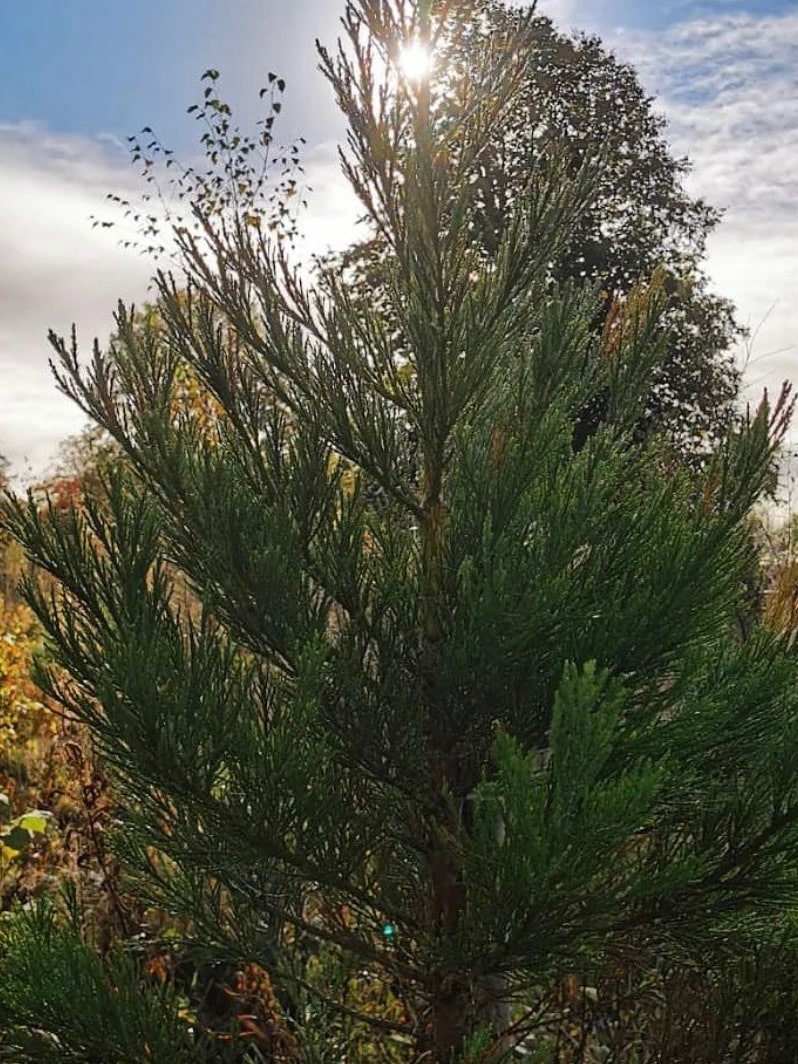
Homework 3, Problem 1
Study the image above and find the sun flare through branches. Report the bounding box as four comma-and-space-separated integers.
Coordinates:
398, 39, 434, 82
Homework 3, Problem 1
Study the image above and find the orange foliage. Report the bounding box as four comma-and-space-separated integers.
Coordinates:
217, 963, 300, 1058
600, 266, 667, 359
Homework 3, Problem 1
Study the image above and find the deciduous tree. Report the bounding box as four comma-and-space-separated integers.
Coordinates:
331, 0, 742, 461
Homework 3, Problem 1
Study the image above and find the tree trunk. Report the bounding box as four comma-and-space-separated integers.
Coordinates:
427, 971, 512, 1061
431, 975, 473, 1062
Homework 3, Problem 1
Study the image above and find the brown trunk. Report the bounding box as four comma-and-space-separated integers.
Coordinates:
430, 975, 473, 1062
427, 969, 513, 1062
427, 974, 513, 1061
424, 829, 471, 1060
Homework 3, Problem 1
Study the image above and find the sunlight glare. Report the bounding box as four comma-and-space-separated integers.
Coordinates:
398, 40, 434, 82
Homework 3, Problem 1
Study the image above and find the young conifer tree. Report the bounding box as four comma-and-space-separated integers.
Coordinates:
5, 1, 798, 1060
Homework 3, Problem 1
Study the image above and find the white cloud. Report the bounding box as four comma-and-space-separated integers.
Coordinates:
0, 123, 152, 482
603, 11, 798, 437
3, 5, 796, 497
0, 123, 362, 484
509, 0, 580, 25
294, 141, 362, 259
0, 123, 359, 484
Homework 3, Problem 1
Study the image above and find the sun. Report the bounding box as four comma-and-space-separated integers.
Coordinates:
398, 40, 434, 82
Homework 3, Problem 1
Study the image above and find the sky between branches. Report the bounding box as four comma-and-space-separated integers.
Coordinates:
0, 0, 795, 483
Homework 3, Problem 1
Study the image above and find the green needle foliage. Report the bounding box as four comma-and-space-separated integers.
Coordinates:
0, 901, 198, 1063
329, 0, 743, 464
3, 1, 798, 1060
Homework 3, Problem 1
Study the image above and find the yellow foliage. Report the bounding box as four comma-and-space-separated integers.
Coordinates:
0, 604, 49, 760
764, 559, 798, 637
170, 361, 225, 441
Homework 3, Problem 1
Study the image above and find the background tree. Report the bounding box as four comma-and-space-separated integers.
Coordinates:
2, 2, 798, 1062
332, 0, 742, 462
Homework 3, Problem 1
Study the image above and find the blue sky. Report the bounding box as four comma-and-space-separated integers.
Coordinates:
580, 0, 796, 30
1, 0, 791, 149
0, 2, 223, 145
0, 0, 796, 484
0, 1, 342, 150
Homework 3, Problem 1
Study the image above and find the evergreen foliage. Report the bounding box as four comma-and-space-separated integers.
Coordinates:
331, 0, 742, 461
0, 900, 199, 1063
2, 1, 798, 1060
